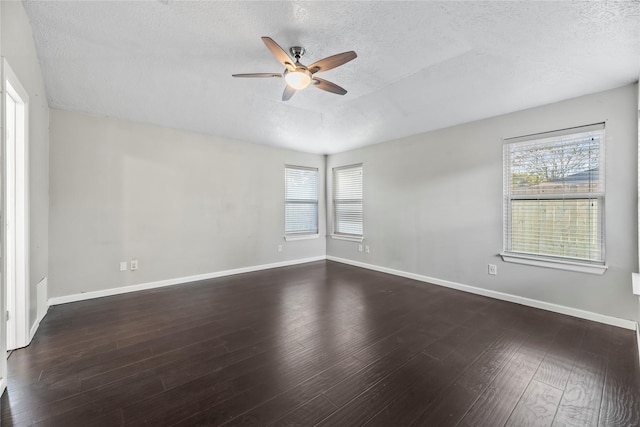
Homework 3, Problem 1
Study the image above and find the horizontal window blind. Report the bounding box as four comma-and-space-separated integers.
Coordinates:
504, 124, 605, 263
333, 164, 363, 236
285, 166, 318, 235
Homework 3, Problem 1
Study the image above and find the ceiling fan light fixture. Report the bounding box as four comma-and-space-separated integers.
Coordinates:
233, 37, 356, 101
284, 68, 312, 90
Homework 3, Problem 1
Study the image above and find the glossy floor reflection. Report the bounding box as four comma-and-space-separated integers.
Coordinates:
1, 260, 639, 426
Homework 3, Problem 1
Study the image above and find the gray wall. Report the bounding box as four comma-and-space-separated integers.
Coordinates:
49, 109, 326, 298
327, 84, 639, 322
1, 1, 50, 326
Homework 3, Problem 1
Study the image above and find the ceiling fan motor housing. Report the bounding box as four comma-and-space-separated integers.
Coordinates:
289, 46, 305, 60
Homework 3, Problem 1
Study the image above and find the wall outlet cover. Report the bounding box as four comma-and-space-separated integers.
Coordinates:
488, 264, 497, 275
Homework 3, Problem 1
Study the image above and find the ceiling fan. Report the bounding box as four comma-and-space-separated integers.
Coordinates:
232, 37, 357, 101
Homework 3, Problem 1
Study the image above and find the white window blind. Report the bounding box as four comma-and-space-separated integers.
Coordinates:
333, 164, 363, 237
285, 166, 318, 235
503, 123, 605, 264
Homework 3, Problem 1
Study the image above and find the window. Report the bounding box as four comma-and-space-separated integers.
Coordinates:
502, 123, 606, 274
285, 166, 318, 237
333, 164, 363, 239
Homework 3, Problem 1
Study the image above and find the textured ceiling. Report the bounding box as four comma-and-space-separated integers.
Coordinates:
23, 1, 640, 154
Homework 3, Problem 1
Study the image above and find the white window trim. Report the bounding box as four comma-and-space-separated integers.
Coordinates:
500, 252, 607, 275
330, 234, 364, 243
284, 233, 320, 242
502, 123, 607, 273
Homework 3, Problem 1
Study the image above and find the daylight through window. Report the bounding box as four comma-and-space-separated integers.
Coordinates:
503, 123, 605, 264
285, 166, 319, 235
333, 164, 363, 237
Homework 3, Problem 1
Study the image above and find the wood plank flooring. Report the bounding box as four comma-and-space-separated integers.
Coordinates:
1, 260, 639, 426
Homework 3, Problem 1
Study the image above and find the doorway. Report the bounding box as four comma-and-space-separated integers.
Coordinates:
3, 59, 29, 358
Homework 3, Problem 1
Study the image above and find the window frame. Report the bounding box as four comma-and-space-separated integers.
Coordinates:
284, 165, 319, 240
501, 123, 607, 275
331, 164, 364, 242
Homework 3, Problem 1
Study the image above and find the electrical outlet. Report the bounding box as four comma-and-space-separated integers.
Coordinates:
277, 245, 283, 252
358, 244, 363, 252
488, 264, 497, 275
365, 245, 370, 253
119, 261, 127, 272
131, 259, 139, 271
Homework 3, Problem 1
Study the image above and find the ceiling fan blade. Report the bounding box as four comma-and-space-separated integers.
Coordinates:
312, 77, 347, 95
232, 73, 282, 78
262, 37, 295, 71
308, 51, 357, 74
282, 85, 296, 101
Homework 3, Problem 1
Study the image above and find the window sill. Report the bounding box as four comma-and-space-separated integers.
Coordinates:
500, 252, 607, 275
331, 234, 364, 243
284, 233, 319, 242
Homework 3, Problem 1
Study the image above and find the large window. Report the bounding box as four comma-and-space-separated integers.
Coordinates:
503, 123, 605, 272
285, 166, 318, 236
333, 164, 363, 238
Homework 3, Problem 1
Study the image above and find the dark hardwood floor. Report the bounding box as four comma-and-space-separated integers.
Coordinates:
2, 260, 639, 426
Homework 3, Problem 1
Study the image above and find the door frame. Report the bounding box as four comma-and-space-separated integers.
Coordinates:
2, 58, 30, 358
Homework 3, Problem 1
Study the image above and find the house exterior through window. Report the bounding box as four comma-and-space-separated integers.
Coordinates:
502, 123, 606, 273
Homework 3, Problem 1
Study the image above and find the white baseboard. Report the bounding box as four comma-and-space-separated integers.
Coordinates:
0, 377, 6, 397
29, 277, 50, 343
327, 256, 637, 331
48, 256, 327, 307
29, 318, 41, 343
37, 277, 49, 321
45, 255, 637, 332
